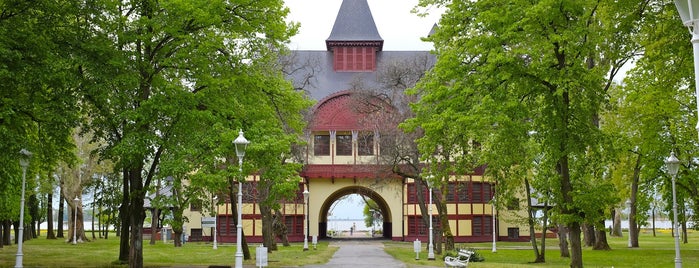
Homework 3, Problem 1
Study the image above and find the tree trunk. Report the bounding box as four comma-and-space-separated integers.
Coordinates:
3, 220, 11, 245
569, 223, 583, 268
57, 191, 65, 238
117, 168, 130, 264
524, 177, 544, 263
273, 210, 290, 247
260, 203, 276, 251
434, 187, 454, 252
651, 207, 656, 237
150, 208, 159, 245
682, 219, 688, 244
47, 192, 56, 239
582, 223, 594, 247
13, 221, 19, 244
92, 190, 97, 240
593, 219, 611, 250
128, 167, 146, 268
558, 224, 570, 258
258, 177, 277, 252
67, 198, 88, 244
172, 205, 185, 247
612, 208, 622, 237
629, 152, 641, 247
0, 220, 3, 248
559, 153, 582, 267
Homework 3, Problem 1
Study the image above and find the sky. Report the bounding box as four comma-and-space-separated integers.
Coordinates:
284, 0, 444, 51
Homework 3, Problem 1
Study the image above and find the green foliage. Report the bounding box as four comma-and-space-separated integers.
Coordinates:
0, 0, 81, 222
408, 0, 667, 266
362, 199, 379, 228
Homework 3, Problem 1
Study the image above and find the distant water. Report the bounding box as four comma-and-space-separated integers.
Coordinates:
327, 219, 377, 232
40, 221, 111, 231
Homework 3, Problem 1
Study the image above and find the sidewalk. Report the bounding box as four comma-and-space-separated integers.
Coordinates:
302, 240, 408, 268
301, 233, 442, 268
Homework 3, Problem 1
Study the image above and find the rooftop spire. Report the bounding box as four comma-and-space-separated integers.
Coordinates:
325, 0, 383, 51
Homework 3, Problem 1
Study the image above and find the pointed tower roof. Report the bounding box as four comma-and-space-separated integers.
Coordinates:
326, 0, 383, 51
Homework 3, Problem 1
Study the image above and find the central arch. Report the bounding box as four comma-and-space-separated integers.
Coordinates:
318, 186, 393, 239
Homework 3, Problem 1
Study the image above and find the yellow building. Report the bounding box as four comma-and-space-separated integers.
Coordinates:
182, 0, 536, 244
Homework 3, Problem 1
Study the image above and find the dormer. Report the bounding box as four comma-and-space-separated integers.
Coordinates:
325, 0, 384, 72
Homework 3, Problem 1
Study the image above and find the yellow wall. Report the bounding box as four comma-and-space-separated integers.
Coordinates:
307, 177, 404, 239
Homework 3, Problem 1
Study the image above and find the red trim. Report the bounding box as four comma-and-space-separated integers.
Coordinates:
301, 164, 399, 179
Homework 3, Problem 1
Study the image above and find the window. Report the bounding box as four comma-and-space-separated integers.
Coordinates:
406, 183, 428, 204
358, 133, 374, 155
471, 182, 493, 203
190, 200, 202, 212
472, 216, 492, 236
508, 228, 520, 239
333, 47, 376, 72
506, 197, 520, 210
437, 182, 470, 203
407, 216, 440, 236
336, 134, 352, 155
189, 229, 203, 241
314, 135, 330, 156
284, 215, 304, 235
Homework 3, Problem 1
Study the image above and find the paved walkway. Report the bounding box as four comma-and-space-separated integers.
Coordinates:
303, 239, 406, 268
302, 235, 440, 268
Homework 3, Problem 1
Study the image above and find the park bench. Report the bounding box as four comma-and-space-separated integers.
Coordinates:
444, 249, 473, 267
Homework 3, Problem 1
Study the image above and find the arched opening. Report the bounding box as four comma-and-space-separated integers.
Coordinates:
318, 186, 392, 239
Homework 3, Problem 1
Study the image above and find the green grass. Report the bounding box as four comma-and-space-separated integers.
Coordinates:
0, 235, 337, 267
2, 231, 698, 267
386, 231, 699, 268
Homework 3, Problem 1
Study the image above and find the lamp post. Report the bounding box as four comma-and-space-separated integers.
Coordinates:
233, 130, 249, 268
426, 178, 435, 260
73, 196, 79, 245
665, 152, 682, 268
675, 0, 699, 139
15, 149, 32, 268
492, 196, 497, 253
303, 189, 309, 251
213, 195, 218, 250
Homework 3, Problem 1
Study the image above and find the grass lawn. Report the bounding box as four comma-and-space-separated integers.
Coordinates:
0, 234, 337, 267
386, 230, 699, 267
1, 230, 697, 267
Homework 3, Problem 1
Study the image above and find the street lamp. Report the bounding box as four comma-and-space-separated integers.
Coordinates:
213, 195, 218, 250
492, 196, 497, 253
426, 177, 435, 260
15, 149, 32, 268
73, 196, 79, 245
675, 0, 699, 139
233, 130, 249, 268
665, 151, 682, 268
303, 189, 309, 251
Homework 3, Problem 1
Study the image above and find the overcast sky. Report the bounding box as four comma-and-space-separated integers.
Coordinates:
284, 0, 444, 51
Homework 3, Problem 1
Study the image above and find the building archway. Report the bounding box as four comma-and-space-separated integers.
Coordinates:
318, 186, 392, 239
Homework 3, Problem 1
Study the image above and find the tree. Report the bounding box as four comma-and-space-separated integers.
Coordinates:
68, 1, 301, 265
0, 0, 80, 246
410, 0, 651, 266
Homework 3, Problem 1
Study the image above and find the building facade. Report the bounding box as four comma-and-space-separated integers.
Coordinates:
182, 0, 533, 244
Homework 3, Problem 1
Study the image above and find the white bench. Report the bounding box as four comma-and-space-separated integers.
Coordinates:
444, 249, 473, 267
